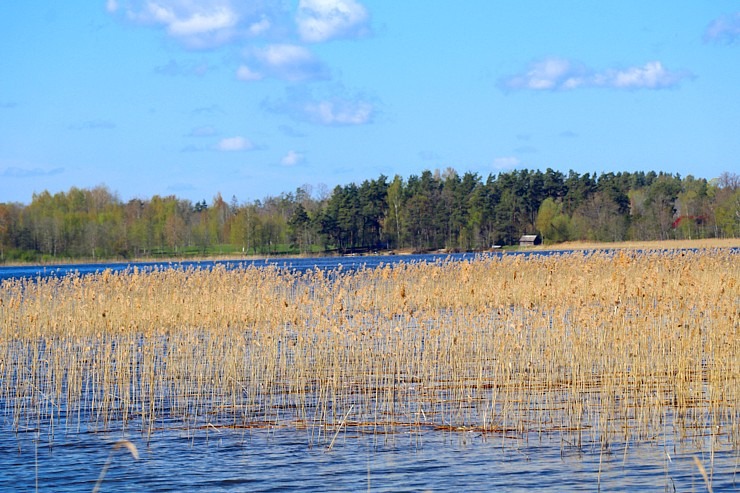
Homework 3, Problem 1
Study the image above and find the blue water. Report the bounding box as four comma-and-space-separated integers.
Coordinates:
0, 252, 491, 281
0, 251, 547, 282
4, 247, 736, 282
3, 426, 737, 492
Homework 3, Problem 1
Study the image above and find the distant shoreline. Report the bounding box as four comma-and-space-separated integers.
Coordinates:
528, 237, 740, 251
1, 237, 737, 269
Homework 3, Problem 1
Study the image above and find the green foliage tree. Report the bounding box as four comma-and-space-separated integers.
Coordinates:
712, 173, 740, 238
536, 198, 571, 244
384, 175, 405, 249
2, 169, 739, 262
288, 203, 312, 253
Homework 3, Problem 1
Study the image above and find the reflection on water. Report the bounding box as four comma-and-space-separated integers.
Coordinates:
2, 426, 737, 492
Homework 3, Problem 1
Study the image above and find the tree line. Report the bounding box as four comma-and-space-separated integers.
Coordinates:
1, 168, 738, 261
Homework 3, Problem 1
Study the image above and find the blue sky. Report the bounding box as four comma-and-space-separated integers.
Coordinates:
1, 1, 739, 204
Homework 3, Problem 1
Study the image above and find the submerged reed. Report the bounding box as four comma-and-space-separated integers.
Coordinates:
0, 249, 737, 452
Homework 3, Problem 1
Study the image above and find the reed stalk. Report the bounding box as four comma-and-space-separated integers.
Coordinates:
0, 249, 737, 454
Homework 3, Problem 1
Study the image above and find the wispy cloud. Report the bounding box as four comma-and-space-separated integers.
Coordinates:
264, 86, 375, 126
704, 12, 740, 43
503, 58, 578, 91
2, 166, 65, 178
607, 62, 691, 89
110, 0, 374, 115
110, 0, 372, 48
280, 150, 304, 166
296, 0, 370, 43
236, 65, 264, 81
238, 44, 329, 82
248, 15, 271, 36
124, 1, 238, 48
109, 1, 290, 49
69, 119, 116, 130
216, 136, 253, 151
303, 99, 373, 125
501, 58, 692, 91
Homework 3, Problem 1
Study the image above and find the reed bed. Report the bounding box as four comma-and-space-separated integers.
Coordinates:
0, 250, 738, 453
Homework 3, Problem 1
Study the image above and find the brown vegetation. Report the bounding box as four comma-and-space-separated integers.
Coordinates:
534, 237, 740, 251
1, 249, 738, 452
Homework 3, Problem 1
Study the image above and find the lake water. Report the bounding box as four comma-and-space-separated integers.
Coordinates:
3, 424, 738, 492
1, 248, 736, 282
2, 250, 738, 491
3, 369, 737, 491
0, 250, 591, 282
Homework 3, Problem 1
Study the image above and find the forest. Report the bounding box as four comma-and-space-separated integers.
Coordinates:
0, 168, 738, 261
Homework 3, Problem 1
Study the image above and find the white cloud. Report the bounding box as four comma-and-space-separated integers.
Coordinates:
236, 65, 263, 81
241, 44, 329, 82
260, 44, 313, 66
281, 150, 304, 166
216, 136, 253, 151
491, 157, 520, 170
111, 1, 373, 50
525, 58, 574, 90
501, 58, 692, 91
144, 2, 237, 36
304, 99, 373, 125
263, 86, 376, 126
296, 0, 370, 43
704, 12, 740, 43
248, 16, 271, 36
111, 1, 286, 49
609, 62, 683, 89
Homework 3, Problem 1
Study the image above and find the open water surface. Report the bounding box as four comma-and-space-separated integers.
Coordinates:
0, 251, 571, 282
1, 247, 737, 282
2, 426, 738, 492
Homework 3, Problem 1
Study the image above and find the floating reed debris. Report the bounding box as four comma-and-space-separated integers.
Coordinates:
0, 250, 738, 452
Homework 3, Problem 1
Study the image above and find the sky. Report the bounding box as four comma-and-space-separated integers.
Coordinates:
1, 1, 739, 205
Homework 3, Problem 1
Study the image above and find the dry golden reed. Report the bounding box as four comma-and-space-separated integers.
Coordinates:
1, 249, 738, 451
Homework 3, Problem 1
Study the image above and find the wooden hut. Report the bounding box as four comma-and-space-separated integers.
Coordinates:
519, 234, 541, 247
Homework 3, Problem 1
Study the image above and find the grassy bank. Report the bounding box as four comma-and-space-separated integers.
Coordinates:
533, 237, 740, 251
